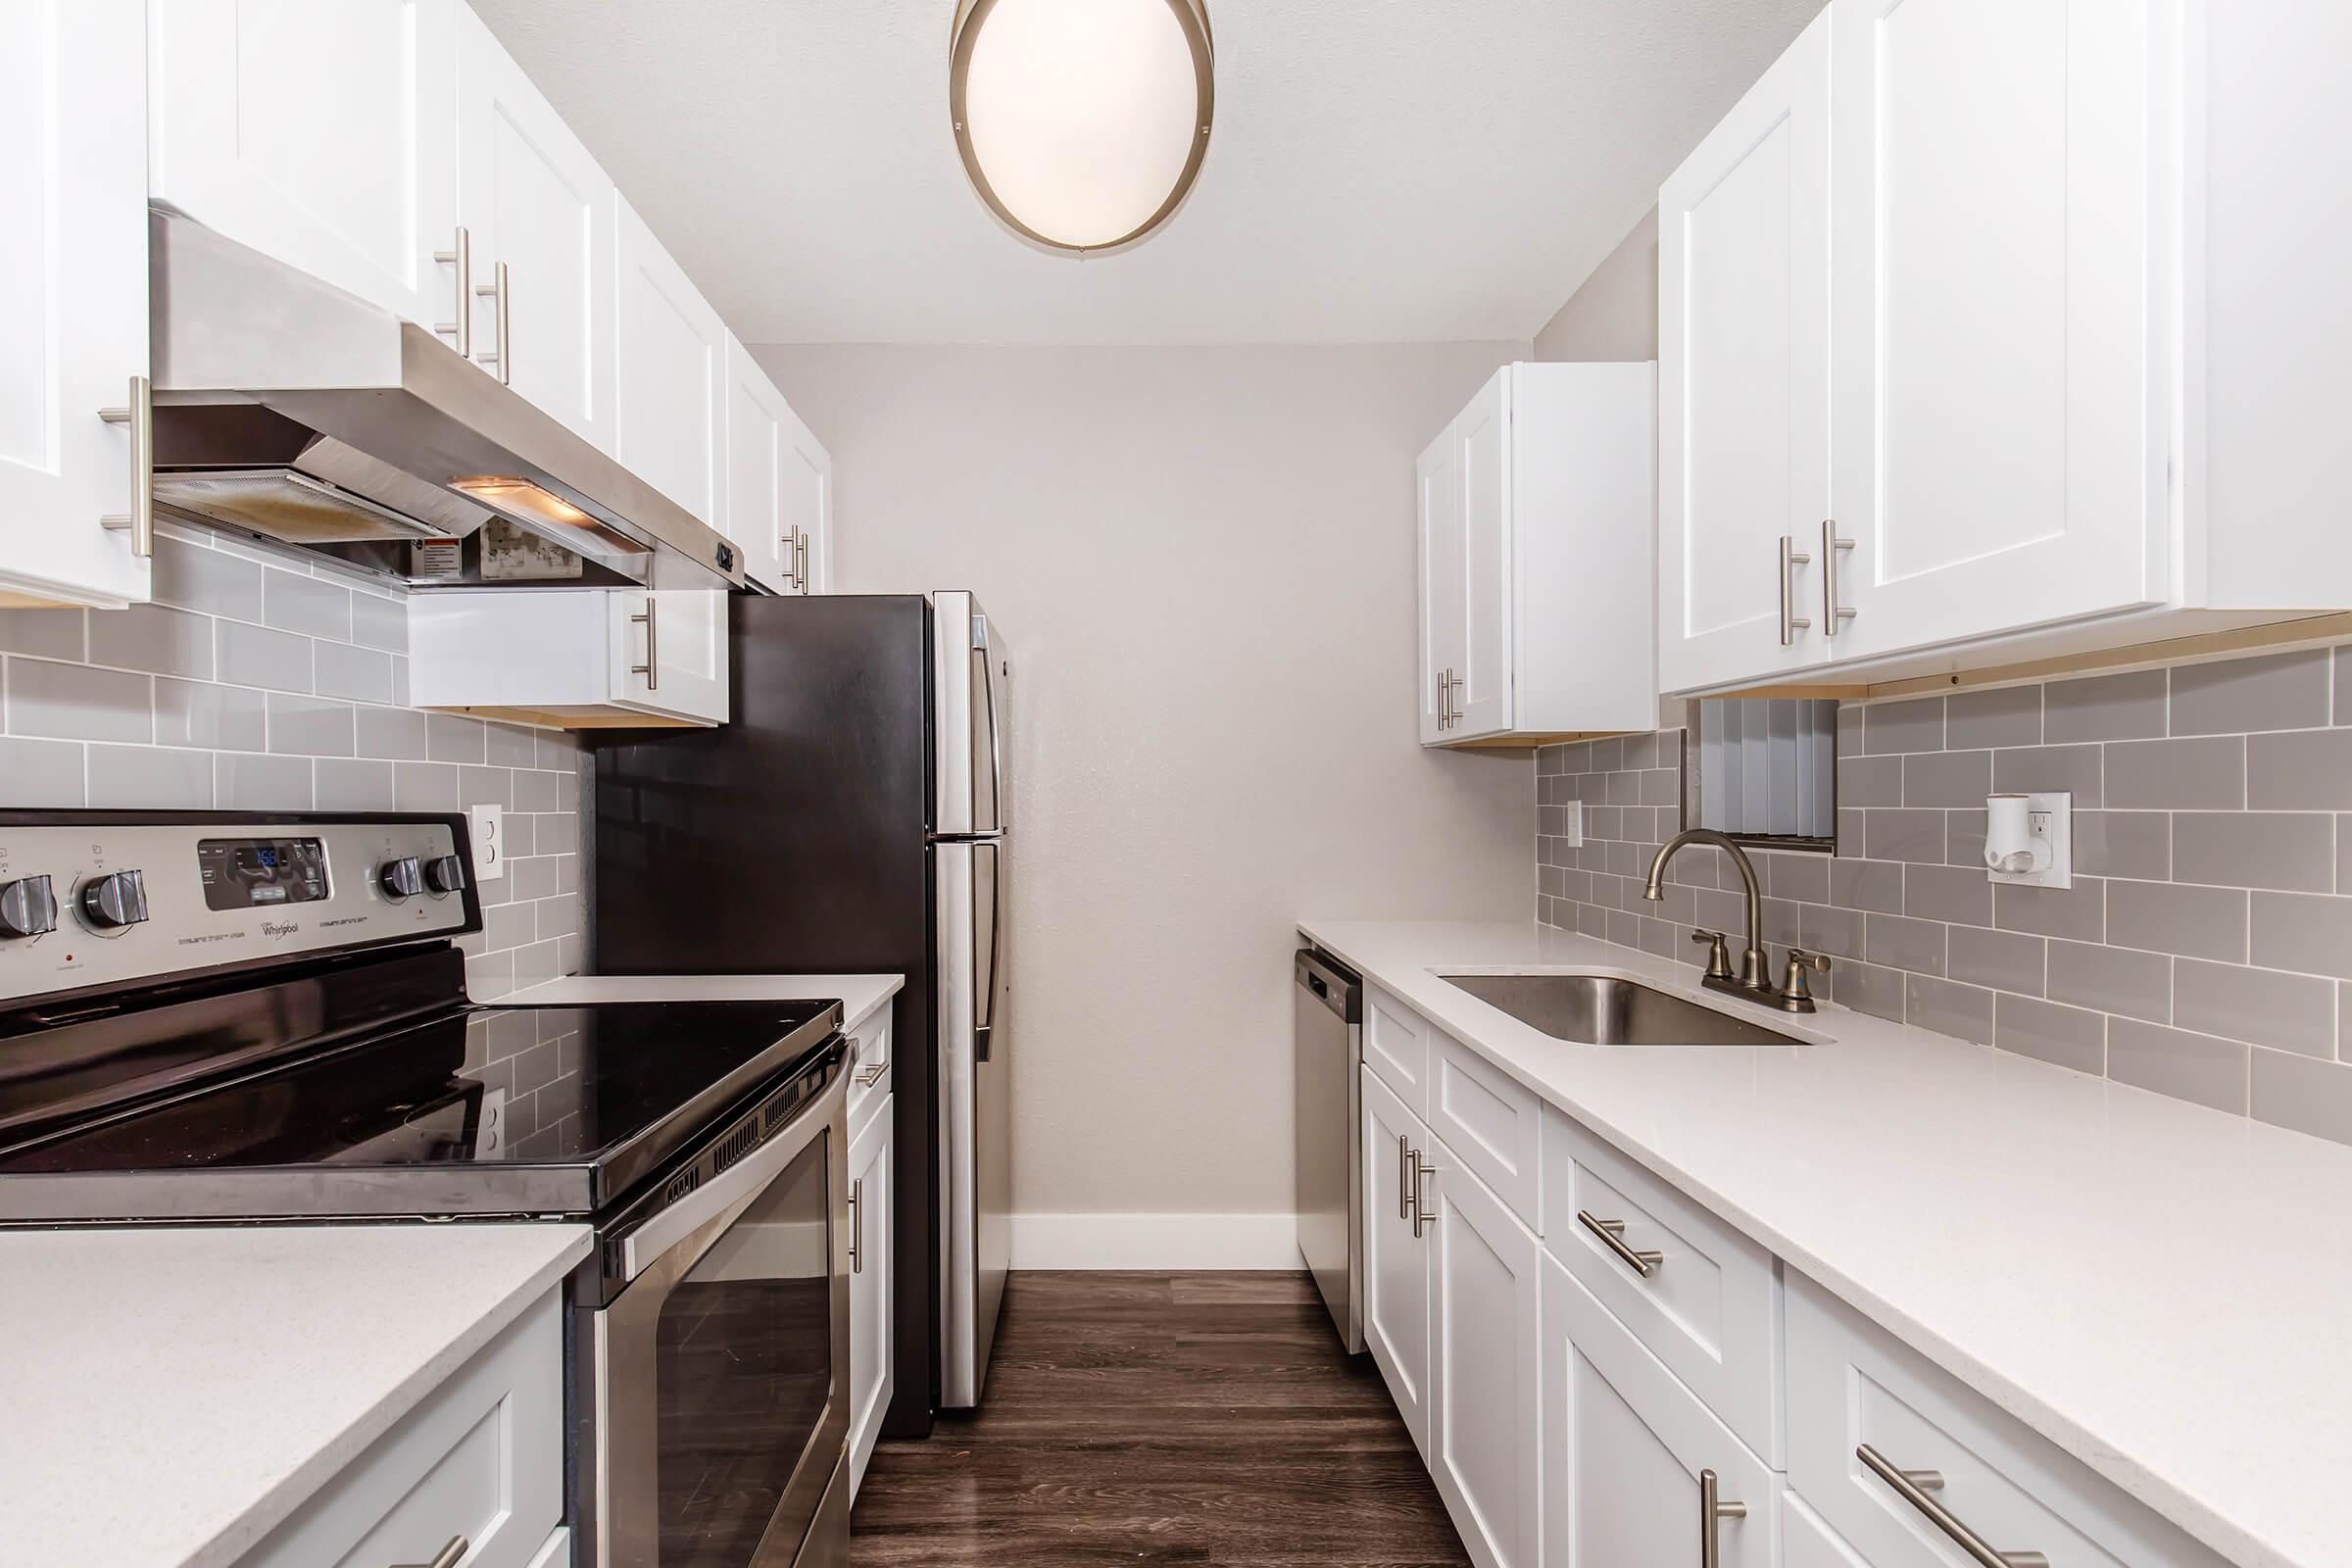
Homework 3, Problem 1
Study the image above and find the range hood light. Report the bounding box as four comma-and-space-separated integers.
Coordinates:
448, 476, 642, 549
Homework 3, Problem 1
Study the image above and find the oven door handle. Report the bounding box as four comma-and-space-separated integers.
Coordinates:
616, 1059, 849, 1282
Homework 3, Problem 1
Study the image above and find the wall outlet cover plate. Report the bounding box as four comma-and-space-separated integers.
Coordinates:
467, 803, 506, 882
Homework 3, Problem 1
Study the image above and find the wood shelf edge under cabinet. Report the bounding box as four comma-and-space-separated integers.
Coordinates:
416, 704, 705, 730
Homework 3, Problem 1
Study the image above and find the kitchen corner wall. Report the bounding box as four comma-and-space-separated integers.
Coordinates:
760, 341, 1537, 1266
1539, 641, 2352, 1151
0, 523, 585, 1000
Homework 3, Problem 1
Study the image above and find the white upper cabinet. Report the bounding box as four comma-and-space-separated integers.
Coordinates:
409, 588, 727, 728
608, 588, 728, 726
1, 0, 153, 610
1826, 0, 2163, 660
454, 3, 614, 451
614, 197, 726, 526
1662, 0, 2352, 693
147, 0, 463, 340
1418, 363, 1656, 747
1656, 10, 1831, 694
724, 341, 838, 596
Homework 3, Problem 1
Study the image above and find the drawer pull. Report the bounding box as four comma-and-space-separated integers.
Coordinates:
1857, 1445, 2050, 1568
394, 1537, 468, 1568
1578, 1209, 1664, 1278
857, 1061, 887, 1087
1698, 1468, 1746, 1568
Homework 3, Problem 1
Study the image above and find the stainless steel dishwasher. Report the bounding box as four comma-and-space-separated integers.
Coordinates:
1294, 946, 1365, 1352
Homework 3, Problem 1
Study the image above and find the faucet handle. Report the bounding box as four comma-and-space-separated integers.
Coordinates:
1783, 948, 1832, 1005
1690, 928, 1735, 983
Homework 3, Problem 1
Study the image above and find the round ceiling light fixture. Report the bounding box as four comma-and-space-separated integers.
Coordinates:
950, 0, 1214, 255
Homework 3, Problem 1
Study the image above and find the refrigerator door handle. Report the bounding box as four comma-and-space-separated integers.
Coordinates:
976, 624, 1004, 836
974, 839, 1002, 1061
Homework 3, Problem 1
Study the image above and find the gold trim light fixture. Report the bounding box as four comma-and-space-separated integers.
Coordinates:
950, 0, 1214, 255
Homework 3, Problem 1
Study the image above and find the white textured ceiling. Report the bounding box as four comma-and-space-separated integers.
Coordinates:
470, 0, 1820, 344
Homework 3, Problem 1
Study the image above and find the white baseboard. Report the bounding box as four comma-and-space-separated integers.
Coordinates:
1008, 1211, 1302, 1270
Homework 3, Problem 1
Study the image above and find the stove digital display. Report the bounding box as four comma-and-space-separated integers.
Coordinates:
197, 837, 330, 911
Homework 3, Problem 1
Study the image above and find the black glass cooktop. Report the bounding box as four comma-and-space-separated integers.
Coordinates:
0, 998, 841, 1221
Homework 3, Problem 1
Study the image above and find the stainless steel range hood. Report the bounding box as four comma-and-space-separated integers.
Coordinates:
148, 210, 744, 591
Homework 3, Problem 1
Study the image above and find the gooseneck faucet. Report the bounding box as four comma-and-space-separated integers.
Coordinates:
1642, 828, 1770, 991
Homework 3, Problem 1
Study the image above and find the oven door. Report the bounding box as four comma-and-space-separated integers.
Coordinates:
587, 1065, 851, 1568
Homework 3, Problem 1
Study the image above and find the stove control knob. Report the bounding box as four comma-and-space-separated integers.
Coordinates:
379, 857, 424, 900
0, 875, 58, 939
423, 854, 467, 895
79, 869, 148, 930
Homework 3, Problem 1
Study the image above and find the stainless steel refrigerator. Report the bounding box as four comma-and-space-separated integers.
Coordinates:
589, 591, 1013, 1430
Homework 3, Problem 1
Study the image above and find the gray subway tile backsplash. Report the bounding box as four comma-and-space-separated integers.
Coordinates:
1535, 636, 2352, 1150
0, 530, 581, 999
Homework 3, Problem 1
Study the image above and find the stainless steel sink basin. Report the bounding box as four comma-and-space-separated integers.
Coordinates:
1438, 972, 1806, 1047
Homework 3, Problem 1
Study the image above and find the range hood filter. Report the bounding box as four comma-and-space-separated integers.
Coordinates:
152, 468, 456, 545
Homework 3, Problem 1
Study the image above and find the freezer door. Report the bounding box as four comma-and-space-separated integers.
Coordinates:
932, 590, 1009, 837
936, 837, 1010, 1407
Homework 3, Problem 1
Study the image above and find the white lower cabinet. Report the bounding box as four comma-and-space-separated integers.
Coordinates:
1786, 1273, 2230, 1568
240, 1286, 564, 1568
1540, 1252, 1775, 1568
410, 587, 730, 727
1781, 1491, 1870, 1568
1429, 1144, 1543, 1568
848, 1087, 895, 1498
1361, 1064, 1434, 1460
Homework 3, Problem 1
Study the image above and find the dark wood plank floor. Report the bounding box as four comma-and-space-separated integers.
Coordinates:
851, 1271, 1470, 1566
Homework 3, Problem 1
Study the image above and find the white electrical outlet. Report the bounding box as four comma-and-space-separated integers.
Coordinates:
1982, 791, 2071, 889
467, 803, 506, 882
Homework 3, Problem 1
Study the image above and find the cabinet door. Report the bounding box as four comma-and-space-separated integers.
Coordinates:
782, 402, 833, 594
848, 1093, 894, 1497
724, 337, 794, 592
1451, 370, 1514, 739
1362, 1065, 1433, 1460
1428, 1143, 1541, 1568
1416, 424, 1462, 744
614, 196, 726, 526
147, 0, 460, 336
1657, 9, 1833, 693
2, 0, 152, 610
1540, 1253, 1775, 1568
609, 589, 728, 724
455, 5, 614, 451
1826, 0, 2164, 658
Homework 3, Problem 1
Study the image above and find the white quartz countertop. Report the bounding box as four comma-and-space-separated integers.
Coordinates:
0, 1222, 590, 1568
505, 971, 903, 1031
1299, 918, 2352, 1568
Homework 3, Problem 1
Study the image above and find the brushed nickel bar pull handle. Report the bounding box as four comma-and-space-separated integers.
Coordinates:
432, 225, 471, 359
475, 260, 511, 384
857, 1060, 886, 1087
630, 597, 659, 691
1410, 1150, 1438, 1239
1778, 535, 1813, 646
1577, 1209, 1664, 1278
1698, 1469, 1746, 1568
1857, 1446, 2049, 1568
393, 1536, 468, 1568
96, 376, 154, 559
1447, 669, 1464, 730
797, 528, 809, 592
1823, 517, 1856, 635
849, 1176, 863, 1273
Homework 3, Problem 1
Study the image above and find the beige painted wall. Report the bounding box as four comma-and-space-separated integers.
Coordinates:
1534, 207, 1659, 362
756, 343, 1535, 1244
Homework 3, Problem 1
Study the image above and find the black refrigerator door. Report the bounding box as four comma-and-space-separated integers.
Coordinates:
590, 591, 942, 1437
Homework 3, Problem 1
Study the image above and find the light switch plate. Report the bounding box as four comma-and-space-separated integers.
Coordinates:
467, 803, 506, 882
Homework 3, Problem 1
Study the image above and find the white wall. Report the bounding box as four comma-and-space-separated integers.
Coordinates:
757, 343, 1535, 1265
1534, 207, 1658, 362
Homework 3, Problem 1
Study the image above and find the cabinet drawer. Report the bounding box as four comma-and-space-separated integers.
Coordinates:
244, 1286, 564, 1568
1782, 1492, 1869, 1568
847, 1005, 893, 1137
1542, 1106, 1781, 1464
1364, 983, 1432, 1114
1429, 1031, 1541, 1228
1541, 1251, 1776, 1568
1786, 1273, 2230, 1568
